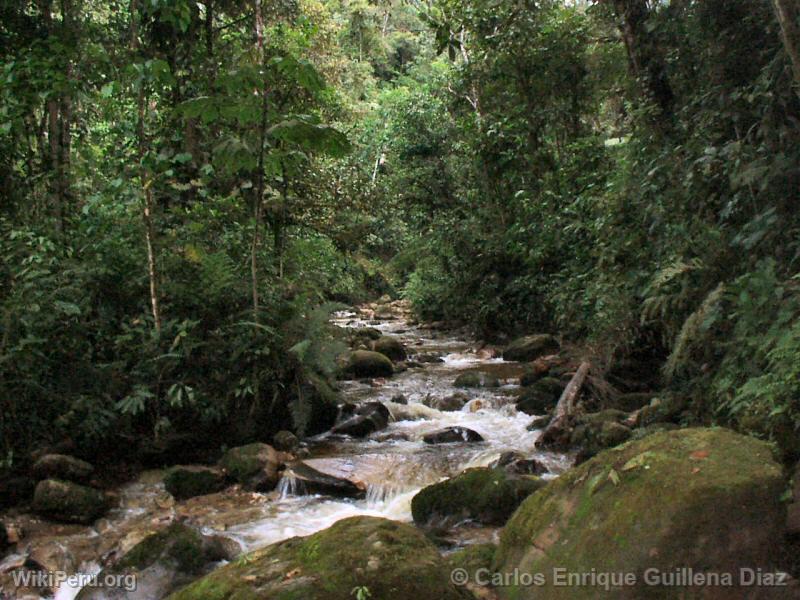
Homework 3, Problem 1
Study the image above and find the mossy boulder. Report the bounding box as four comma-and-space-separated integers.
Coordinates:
412, 468, 546, 526
570, 410, 633, 461
423, 427, 485, 444
454, 372, 500, 388
516, 377, 563, 415
32, 454, 94, 484
503, 334, 559, 362
495, 428, 787, 599
635, 394, 688, 427
446, 543, 496, 574
77, 523, 235, 600
427, 392, 470, 412
32, 479, 108, 524
164, 466, 226, 500
167, 516, 469, 600
345, 350, 394, 378
372, 336, 407, 361
219, 443, 283, 491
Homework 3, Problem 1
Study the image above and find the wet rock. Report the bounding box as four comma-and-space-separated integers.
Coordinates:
519, 357, 555, 386
502, 334, 559, 362
331, 401, 390, 437
344, 350, 394, 378
32, 454, 94, 484
570, 410, 632, 462
351, 326, 382, 341
454, 372, 500, 388
0, 475, 35, 509
635, 394, 688, 427
76, 523, 231, 600
527, 414, 552, 431
446, 542, 496, 574
282, 461, 365, 498
515, 377, 563, 415
423, 427, 485, 444
32, 479, 109, 524
219, 443, 284, 491
167, 516, 466, 600
609, 392, 656, 412
491, 452, 549, 476
426, 392, 470, 412
412, 468, 545, 526
164, 466, 226, 500
415, 353, 445, 363
494, 428, 787, 599
272, 430, 300, 453
372, 336, 407, 361
390, 393, 408, 405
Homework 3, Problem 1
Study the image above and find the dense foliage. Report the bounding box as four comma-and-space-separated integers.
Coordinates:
2, 0, 800, 466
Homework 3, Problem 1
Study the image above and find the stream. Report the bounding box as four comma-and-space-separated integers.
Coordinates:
2, 303, 571, 599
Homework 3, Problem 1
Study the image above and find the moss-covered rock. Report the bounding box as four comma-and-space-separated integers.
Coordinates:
446, 543, 496, 574
503, 334, 559, 362
412, 468, 546, 526
372, 336, 407, 361
345, 350, 394, 378
272, 430, 300, 453
77, 523, 235, 600
167, 516, 469, 600
32, 479, 108, 524
164, 466, 226, 500
495, 428, 787, 599
427, 392, 470, 412
32, 454, 94, 484
516, 377, 563, 415
635, 394, 688, 427
219, 443, 283, 491
454, 372, 500, 388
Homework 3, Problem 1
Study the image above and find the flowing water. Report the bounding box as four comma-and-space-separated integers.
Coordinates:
2, 304, 571, 599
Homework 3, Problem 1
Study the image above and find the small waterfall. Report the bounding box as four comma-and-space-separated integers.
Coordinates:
276, 471, 305, 498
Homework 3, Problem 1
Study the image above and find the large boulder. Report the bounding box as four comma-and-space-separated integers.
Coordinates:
32, 454, 94, 484
372, 336, 407, 361
515, 377, 563, 415
219, 443, 284, 491
281, 461, 364, 498
76, 523, 237, 600
412, 468, 546, 527
32, 479, 108, 524
503, 334, 559, 362
425, 392, 470, 412
164, 466, 226, 500
423, 427, 484, 444
167, 516, 469, 600
495, 428, 788, 599
331, 402, 390, 437
272, 430, 300, 453
345, 350, 394, 378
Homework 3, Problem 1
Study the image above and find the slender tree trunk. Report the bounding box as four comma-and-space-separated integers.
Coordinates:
251, 0, 266, 322
131, 0, 163, 333
773, 0, 800, 98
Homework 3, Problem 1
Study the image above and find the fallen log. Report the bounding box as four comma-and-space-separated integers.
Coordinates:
536, 361, 590, 449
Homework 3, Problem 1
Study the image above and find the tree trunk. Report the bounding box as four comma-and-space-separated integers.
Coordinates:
537, 362, 590, 449
773, 0, 800, 97
251, 0, 267, 322
131, 0, 163, 333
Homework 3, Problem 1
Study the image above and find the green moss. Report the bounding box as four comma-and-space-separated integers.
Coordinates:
446, 544, 497, 574
412, 468, 546, 526
167, 516, 467, 600
494, 428, 785, 599
32, 479, 108, 524
220, 443, 278, 484
117, 523, 206, 574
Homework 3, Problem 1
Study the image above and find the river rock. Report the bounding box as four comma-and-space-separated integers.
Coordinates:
32, 479, 109, 524
331, 401, 390, 437
527, 414, 552, 431
390, 393, 408, 404
282, 461, 365, 498
219, 443, 284, 491
372, 336, 407, 361
494, 428, 787, 599
167, 516, 466, 600
570, 410, 632, 461
426, 392, 470, 412
32, 454, 94, 484
164, 466, 226, 500
345, 350, 394, 378
423, 427, 485, 444
492, 452, 549, 476
412, 468, 545, 526
76, 523, 234, 600
272, 430, 300, 453
454, 372, 500, 388
515, 377, 563, 415
415, 353, 445, 363
502, 334, 559, 362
